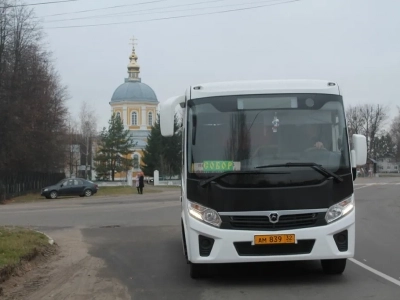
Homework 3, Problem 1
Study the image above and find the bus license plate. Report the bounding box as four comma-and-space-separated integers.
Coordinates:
254, 234, 296, 245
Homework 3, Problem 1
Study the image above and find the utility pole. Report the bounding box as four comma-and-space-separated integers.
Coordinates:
69, 144, 73, 178
84, 121, 90, 180
85, 134, 89, 179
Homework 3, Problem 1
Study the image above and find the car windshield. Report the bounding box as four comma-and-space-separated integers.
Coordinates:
187, 93, 350, 177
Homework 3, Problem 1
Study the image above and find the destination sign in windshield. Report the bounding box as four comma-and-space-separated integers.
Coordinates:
238, 97, 298, 110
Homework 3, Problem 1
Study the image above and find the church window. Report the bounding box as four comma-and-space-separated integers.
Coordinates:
133, 154, 139, 169
131, 112, 137, 125
148, 112, 153, 126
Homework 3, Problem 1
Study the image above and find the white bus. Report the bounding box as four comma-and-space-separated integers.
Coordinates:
160, 80, 367, 278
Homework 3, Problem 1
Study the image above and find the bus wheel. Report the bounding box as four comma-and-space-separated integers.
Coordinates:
189, 263, 208, 279
321, 259, 347, 275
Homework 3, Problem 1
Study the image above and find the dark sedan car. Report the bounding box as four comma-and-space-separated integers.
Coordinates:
41, 178, 99, 199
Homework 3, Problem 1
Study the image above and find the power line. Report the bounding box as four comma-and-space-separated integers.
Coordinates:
1, 0, 81, 9
46, 0, 300, 29
42, 0, 227, 22
38, 0, 223, 19
44, 0, 281, 23
36, 0, 170, 18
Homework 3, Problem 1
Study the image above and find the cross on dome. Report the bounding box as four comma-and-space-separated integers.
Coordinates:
127, 36, 140, 81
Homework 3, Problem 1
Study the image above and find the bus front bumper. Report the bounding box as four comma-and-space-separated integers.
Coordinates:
186, 210, 355, 264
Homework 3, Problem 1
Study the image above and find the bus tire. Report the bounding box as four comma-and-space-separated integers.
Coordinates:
189, 263, 208, 279
321, 258, 347, 275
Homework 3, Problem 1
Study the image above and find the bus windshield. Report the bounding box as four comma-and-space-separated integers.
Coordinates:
187, 93, 350, 177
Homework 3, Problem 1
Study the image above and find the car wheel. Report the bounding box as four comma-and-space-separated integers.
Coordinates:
50, 191, 58, 199
189, 263, 208, 279
84, 189, 92, 197
321, 259, 347, 275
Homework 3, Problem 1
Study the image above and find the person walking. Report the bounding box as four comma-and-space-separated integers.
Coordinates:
135, 173, 140, 194
138, 172, 144, 194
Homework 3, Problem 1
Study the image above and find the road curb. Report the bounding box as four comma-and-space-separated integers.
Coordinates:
35, 230, 55, 245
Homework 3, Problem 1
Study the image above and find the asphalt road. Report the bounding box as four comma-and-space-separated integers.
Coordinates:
1, 178, 400, 300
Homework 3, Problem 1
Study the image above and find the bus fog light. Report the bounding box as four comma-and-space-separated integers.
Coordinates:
325, 196, 354, 223
188, 201, 222, 227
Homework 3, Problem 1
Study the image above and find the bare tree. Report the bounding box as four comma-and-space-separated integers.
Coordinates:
346, 105, 365, 136
346, 104, 388, 159
360, 104, 388, 159
0, 2, 69, 174
79, 101, 97, 179
65, 115, 80, 178
0, 1, 70, 199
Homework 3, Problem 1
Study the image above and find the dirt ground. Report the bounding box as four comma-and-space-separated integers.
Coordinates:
0, 229, 131, 300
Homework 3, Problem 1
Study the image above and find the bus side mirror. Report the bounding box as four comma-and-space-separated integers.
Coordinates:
351, 134, 367, 167
160, 95, 185, 137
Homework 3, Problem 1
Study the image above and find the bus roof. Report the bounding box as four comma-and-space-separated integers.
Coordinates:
188, 79, 341, 99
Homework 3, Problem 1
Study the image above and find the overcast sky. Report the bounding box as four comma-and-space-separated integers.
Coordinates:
28, 0, 400, 130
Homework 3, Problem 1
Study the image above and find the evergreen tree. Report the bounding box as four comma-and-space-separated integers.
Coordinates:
141, 116, 162, 176
390, 107, 400, 160
373, 133, 396, 159
142, 113, 182, 178
94, 114, 135, 181
121, 156, 135, 182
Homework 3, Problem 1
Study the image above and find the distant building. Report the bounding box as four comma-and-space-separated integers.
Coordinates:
64, 134, 98, 179
377, 156, 399, 173
65, 143, 81, 178
105, 40, 159, 180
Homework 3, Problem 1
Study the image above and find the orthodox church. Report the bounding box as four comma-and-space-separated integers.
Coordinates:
109, 43, 159, 178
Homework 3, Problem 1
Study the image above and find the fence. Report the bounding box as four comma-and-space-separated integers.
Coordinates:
0, 172, 65, 201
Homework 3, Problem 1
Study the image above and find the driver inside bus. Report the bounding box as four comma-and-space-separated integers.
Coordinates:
304, 124, 326, 151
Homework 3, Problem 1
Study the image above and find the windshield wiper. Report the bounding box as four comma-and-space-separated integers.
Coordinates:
200, 170, 289, 188
255, 162, 343, 183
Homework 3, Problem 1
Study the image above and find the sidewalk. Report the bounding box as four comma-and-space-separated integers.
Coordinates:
355, 176, 400, 184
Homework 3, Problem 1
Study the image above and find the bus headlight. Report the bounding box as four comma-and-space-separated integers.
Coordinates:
325, 196, 354, 224
188, 201, 222, 228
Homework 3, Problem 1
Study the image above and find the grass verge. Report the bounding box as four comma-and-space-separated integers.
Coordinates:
4, 185, 180, 204
97, 185, 164, 195
0, 226, 52, 284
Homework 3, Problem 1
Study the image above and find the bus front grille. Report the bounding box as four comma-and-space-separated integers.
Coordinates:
224, 213, 324, 231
